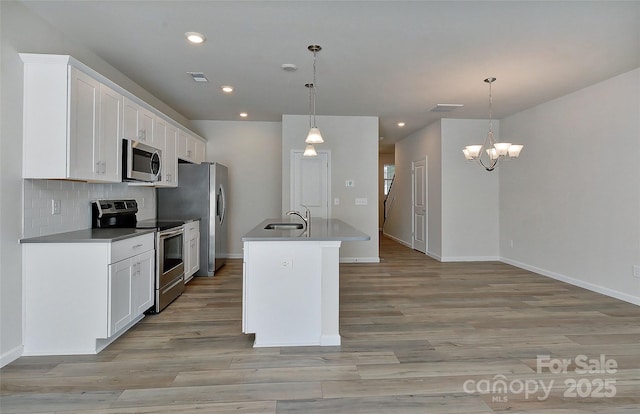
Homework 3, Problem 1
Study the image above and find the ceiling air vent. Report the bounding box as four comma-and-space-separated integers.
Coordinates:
187, 72, 209, 83
431, 103, 463, 112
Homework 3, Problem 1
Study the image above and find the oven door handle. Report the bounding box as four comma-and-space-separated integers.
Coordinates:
159, 228, 183, 238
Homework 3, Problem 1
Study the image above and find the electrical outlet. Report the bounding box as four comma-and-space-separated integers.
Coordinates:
280, 258, 293, 269
51, 199, 61, 215
633, 265, 640, 278
334, 198, 340, 205
509, 239, 514, 248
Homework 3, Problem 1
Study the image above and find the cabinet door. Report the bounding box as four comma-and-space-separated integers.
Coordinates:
141, 108, 155, 147
131, 250, 155, 316
153, 118, 166, 153
68, 67, 100, 180
123, 98, 154, 144
190, 231, 200, 276
186, 136, 197, 162
177, 130, 189, 161
98, 83, 123, 181
194, 139, 206, 164
108, 258, 133, 336
123, 97, 139, 141
184, 221, 200, 279
156, 123, 178, 187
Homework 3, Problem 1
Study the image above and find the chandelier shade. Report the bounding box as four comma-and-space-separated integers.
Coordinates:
463, 77, 523, 171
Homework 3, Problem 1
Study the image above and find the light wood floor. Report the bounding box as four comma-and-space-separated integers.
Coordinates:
2, 235, 639, 413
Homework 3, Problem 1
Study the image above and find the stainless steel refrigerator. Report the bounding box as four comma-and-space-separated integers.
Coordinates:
157, 162, 228, 276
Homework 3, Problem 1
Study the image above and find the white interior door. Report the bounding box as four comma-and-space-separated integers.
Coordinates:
291, 150, 330, 218
412, 158, 427, 254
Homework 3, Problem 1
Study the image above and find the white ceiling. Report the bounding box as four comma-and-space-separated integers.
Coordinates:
20, 1, 640, 152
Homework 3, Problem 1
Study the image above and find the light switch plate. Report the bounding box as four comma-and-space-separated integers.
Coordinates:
355, 198, 368, 205
51, 199, 61, 215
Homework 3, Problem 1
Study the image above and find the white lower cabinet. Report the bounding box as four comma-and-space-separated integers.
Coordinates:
184, 220, 200, 281
108, 249, 154, 336
23, 232, 155, 355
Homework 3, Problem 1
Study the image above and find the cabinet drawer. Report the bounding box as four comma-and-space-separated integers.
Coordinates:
111, 233, 155, 263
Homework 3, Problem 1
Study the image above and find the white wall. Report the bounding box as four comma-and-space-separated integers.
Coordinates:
191, 121, 283, 258
500, 68, 640, 304
387, 119, 499, 261
441, 119, 499, 261
385, 121, 442, 258
282, 115, 379, 262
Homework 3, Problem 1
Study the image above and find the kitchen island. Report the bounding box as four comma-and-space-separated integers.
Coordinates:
242, 218, 369, 347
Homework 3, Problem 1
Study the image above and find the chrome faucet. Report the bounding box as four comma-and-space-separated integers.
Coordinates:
286, 204, 311, 232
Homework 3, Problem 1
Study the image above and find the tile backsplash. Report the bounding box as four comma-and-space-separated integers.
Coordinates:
23, 180, 156, 238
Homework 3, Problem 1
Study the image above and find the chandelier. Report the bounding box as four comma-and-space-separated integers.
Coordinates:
304, 45, 323, 157
463, 77, 523, 171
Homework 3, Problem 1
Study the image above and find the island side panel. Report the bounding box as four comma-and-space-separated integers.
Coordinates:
320, 241, 341, 345
243, 240, 341, 347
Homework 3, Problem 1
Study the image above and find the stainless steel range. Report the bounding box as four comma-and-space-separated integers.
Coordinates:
92, 199, 185, 313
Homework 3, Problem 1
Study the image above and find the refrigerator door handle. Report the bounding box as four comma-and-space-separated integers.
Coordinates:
217, 186, 226, 224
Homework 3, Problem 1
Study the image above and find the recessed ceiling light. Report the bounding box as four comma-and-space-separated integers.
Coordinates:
239, 112, 248, 118
397, 122, 406, 127
186, 72, 208, 82
185, 32, 206, 44
221, 86, 234, 93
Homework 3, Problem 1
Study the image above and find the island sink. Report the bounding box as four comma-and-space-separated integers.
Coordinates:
263, 222, 304, 230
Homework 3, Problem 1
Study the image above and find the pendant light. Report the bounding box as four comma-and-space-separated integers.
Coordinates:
304, 45, 323, 156
463, 77, 523, 171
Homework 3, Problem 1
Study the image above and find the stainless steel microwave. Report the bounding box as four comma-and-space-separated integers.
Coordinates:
123, 139, 161, 182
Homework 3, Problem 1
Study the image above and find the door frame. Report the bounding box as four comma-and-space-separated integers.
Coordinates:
411, 157, 428, 253
290, 149, 332, 218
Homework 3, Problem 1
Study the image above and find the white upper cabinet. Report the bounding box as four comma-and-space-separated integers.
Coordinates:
156, 123, 178, 187
68, 69, 122, 182
67, 68, 100, 180
20, 54, 205, 183
178, 130, 206, 164
98, 83, 124, 182
123, 97, 156, 147
22, 56, 123, 182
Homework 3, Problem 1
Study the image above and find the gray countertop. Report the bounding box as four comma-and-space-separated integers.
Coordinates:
20, 228, 156, 244
242, 218, 370, 242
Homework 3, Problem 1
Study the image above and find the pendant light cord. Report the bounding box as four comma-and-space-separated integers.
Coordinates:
312, 50, 318, 128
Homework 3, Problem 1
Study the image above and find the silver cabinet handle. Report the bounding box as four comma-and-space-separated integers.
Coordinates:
132, 244, 143, 249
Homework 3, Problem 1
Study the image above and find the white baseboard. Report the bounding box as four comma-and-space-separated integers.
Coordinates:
1, 345, 23, 368
225, 253, 243, 259
340, 257, 380, 263
501, 257, 640, 306
441, 255, 500, 262
426, 251, 442, 261
382, 232, 412, 248
320, 334, 341, 346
